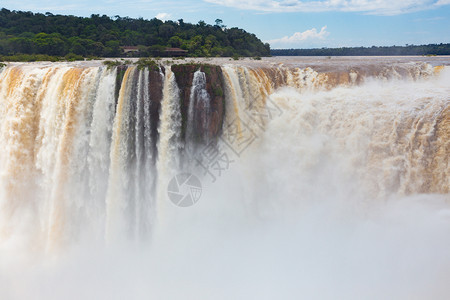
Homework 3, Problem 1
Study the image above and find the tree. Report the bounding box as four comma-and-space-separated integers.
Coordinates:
0, 9, 271, 58
168, 36, 182, 48
158, 24, 175, 39
33, 33, 66, 55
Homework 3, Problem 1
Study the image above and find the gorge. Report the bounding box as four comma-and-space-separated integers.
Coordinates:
0, 57, 449, 299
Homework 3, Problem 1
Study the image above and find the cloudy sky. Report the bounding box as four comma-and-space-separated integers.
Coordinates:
2, 0, 450, 48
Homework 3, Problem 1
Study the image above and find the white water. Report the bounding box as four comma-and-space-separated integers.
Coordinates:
186, 70, 211, 142
0, 61, 449, 299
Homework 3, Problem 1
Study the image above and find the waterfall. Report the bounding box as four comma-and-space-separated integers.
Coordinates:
0, 59, 449, 299
0, 61, 448, 246
186, 70, 211, 152
87, 67, 116, 237
105, 66, 136, 242
155, 67, 182, 224
134, 69, 151, 239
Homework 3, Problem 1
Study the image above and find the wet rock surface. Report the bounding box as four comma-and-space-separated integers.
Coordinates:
171, 64, 225, 143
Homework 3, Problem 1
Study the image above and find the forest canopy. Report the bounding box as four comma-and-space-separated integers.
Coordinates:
271, 44, 450, 56
0, 8, 270, 58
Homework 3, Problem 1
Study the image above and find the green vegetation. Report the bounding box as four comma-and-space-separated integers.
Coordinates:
134, 57, 159, 71
102, 58, 160, 71
102, 59, 126, 69
271, 43, 450, 56
1, 53, 65, 61
213, 85, 223, 97
0, 8, 270, 60
64, 53, 84, 61
0, 53, 98, 62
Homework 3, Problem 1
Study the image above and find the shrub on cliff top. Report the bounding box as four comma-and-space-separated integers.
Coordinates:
135, 58, 159, 71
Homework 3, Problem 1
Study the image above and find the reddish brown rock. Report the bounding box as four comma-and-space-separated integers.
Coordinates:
147, 67, 165, 161
171, 64, 225, 143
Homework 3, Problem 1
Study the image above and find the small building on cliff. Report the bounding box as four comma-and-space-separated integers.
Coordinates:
121, 46, 139, 56
122, 46, 139, 54
165, 48, 188, 57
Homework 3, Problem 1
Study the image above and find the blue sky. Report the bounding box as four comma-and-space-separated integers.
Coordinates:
2, 0, 450, 49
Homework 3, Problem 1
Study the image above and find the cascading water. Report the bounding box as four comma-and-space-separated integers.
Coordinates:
186, 70, 211, 151
0, 58, 449, 299
154, 67, 182, 224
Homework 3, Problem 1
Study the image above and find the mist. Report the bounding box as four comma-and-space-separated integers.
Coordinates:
0, 60, 449, 299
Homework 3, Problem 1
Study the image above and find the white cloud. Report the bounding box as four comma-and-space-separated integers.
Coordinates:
203, 0, 450, 15
435, 0, 450, 4
155, 12, 171, 20
414, 16, 444, 21
267, 26, 329, 45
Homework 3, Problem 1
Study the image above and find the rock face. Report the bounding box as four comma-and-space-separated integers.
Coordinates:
111, 63, 224, 162
114, 65, 128, 105
171, 64, 225, 143
147, 67, 165, 162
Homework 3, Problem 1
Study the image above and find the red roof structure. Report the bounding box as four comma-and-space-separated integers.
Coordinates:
122, 46, 139, 53
165, 48, 188, 56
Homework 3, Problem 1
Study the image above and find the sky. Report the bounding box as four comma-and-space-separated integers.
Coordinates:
2, 0, 450, 49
